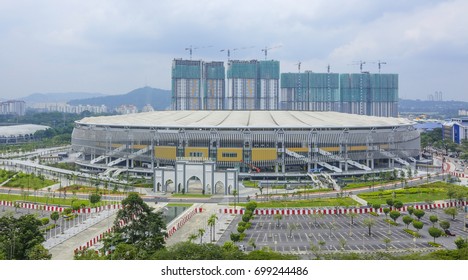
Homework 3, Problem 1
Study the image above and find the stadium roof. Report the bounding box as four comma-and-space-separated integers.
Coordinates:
0, 124, 50, 137
77, 111, 413, 129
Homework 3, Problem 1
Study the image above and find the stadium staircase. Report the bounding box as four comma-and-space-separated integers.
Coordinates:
379, 149, 410, 166
107, 146, 151, 167
318, 148, 371, 171
90, 145, 126, 164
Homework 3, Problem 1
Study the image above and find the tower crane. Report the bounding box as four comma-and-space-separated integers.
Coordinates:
374, 60, 387, 73
351, 60, 366, 72
220, 46, 254, 61
185, 45, 213, 59
261, 45, 282, 60
295, 62, 301, 73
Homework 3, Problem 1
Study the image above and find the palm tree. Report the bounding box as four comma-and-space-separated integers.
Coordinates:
274, 214, 282, 227
363, 217, 375, 236
288, 223, 298, 238
383, 237, 391, 250
198, 228, 205, 244
232, 189, 238, 209
188, 233, 198, 243
207, 214, 218, 242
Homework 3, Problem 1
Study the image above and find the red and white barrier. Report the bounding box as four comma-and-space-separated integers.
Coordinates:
218, 200, 468, 216
165, 206, 203, 240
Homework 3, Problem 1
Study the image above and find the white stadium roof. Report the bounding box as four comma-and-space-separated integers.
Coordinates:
0, 124, 50, 137
77, 111, 413, 129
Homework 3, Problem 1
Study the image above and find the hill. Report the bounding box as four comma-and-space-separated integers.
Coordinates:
68, 87, 171, 110
20, 92, 106, 104
399, 98, 468, 117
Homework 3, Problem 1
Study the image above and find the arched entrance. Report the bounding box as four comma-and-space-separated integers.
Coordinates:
186, 176, 203, 194
215, 181, 224, 194
164, 179, 174, 193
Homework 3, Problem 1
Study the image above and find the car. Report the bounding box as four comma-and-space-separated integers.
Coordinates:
445, 229, 456, 236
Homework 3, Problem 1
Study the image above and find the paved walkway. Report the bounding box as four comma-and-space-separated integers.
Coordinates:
48, 211, 117, 260
165, 203, 238, 246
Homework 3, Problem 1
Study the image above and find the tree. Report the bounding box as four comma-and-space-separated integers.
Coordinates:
26, 244, 52, 260
287, 223, 298, 238
310, 212, 324, 226
447, 187, 457, 202
188, 233, 198, 243
112, 193, 166, 255
429, 215, 438, 226
207, 214, 218, 242
412, 220, 424, 232
198, 228, 205, 244
346, 212, 358, 225
274, 214, 282, 227
383, 237, 391, 250
383, 208, 390, 219
389, 210, 401, 223
386, 198, 394, 207
393, 200, 403, 210
439, 220, 450, 231
407, 206, 414, 216
0, 214, 48, 260
339, 238, 347, 251
413, 209, 425, 221
444, 207, 458, 220
428, 227, 443, 243
248, 238, 257, 250
89, 193, 101, 207
50, 211, 59, 224
363, 217, 375, 236
232, 189, 238, 209
372, 203, 381, 212
454, 237, 468, 249
402, 215, 413, 229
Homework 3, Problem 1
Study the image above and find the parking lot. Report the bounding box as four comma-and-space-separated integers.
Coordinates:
218, 208, 468, 254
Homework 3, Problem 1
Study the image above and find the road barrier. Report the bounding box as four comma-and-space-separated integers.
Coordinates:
219, 200, 468, 216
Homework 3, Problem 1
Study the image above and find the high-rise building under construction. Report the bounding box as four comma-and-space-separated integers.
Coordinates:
226, 60, 280, 110
340, 73, 398, 117
171, 59, 225, 110
280, 72, 340, 111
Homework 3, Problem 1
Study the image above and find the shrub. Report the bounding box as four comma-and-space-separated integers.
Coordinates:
239, 233, 246, 241
230, 232, 240, 242
389, 210, 401, 223
237, 226, 245, 233
238, 221, 247, 228
393, 200, 403, 209
413, 209, 425, 220
403, 229, 422, 238
242, 215, 251, 223
245, 222, 252, 229
245, 201, 258, 212
41, 218, 50, 226
412, 220, 424, 232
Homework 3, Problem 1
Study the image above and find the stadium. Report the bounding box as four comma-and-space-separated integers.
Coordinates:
71, 111, 420, 183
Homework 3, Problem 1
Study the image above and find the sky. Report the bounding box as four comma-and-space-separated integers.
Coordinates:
0, 0, 467, 101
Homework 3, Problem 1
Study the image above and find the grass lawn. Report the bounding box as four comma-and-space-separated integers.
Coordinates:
4, 173, 56, 189
343, 179, 399, 190
166, 203, 193, 207
238, 197, 356, 208
357, 182, 465, 205
0, 193, 115, 208
57, 185, 124, 194
242, 180, 258, 188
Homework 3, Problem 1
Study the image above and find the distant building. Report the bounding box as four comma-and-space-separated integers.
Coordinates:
29, 103, 108, 114
226, 60, 279, 110
0, 100, 26, 116
442, 117, 468, 144
141, 104, 154, 112
116, 105, 138, 115
458, 109, 468, 116
280, 72, 340, 111
171, 59, 225, 110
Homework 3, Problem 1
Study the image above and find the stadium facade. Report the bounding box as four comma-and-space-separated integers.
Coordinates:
71, 111, 419, 178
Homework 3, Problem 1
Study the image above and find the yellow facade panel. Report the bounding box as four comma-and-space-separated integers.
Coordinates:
155, 146, 176, 160
321, 147, 340, 152
252, 148, 277, 161
288, 147, 308, 153
348, 145, 367, 151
